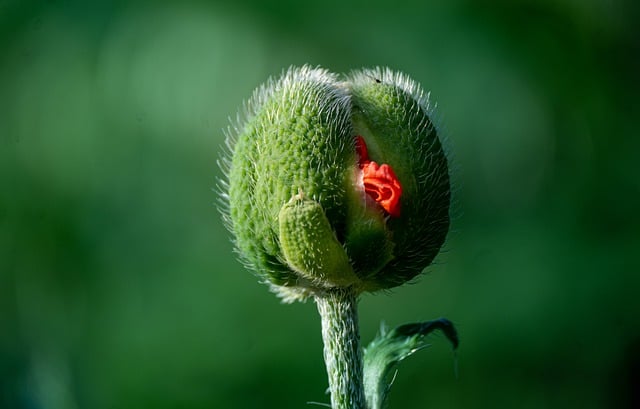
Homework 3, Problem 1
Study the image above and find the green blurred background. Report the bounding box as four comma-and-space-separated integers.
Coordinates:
1, 0, 639, 408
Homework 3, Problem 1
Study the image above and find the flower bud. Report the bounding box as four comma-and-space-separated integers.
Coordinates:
220, 66, 450, 301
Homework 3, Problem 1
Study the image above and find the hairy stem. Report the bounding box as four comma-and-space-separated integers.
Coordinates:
315, 287, 366, 409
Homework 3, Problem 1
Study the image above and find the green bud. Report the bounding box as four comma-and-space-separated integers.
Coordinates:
220, 66, 450, 301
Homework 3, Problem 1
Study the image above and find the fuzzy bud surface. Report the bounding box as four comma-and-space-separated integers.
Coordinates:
221, 66, 450, 301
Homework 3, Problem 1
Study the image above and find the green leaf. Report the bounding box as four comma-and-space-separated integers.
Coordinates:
363, 318, 458, 409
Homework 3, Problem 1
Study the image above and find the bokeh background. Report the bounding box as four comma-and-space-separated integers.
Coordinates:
1, 0, 639, 408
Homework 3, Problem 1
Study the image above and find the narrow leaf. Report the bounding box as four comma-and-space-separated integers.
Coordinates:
363, 318, 458, 409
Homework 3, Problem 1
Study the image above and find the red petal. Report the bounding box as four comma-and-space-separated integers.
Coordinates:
362, 161, 402, 217
355, 135, 369, 166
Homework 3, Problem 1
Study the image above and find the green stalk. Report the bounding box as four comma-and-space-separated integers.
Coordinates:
315, 287, 366, 409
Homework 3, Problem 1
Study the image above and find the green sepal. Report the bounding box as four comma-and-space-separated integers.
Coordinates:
278, 193, 358, 288
348, 68, 451, 290
363, 318, 458, 409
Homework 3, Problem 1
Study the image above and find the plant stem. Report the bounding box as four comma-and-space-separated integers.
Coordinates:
315, 287, 366, 409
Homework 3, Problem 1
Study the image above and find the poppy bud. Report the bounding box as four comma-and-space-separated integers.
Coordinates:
221, 66, 450, 301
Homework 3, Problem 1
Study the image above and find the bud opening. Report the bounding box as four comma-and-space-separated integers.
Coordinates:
355, 136, 402, 217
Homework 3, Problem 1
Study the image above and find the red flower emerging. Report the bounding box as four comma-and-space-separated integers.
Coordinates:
355, 136, 402, 217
